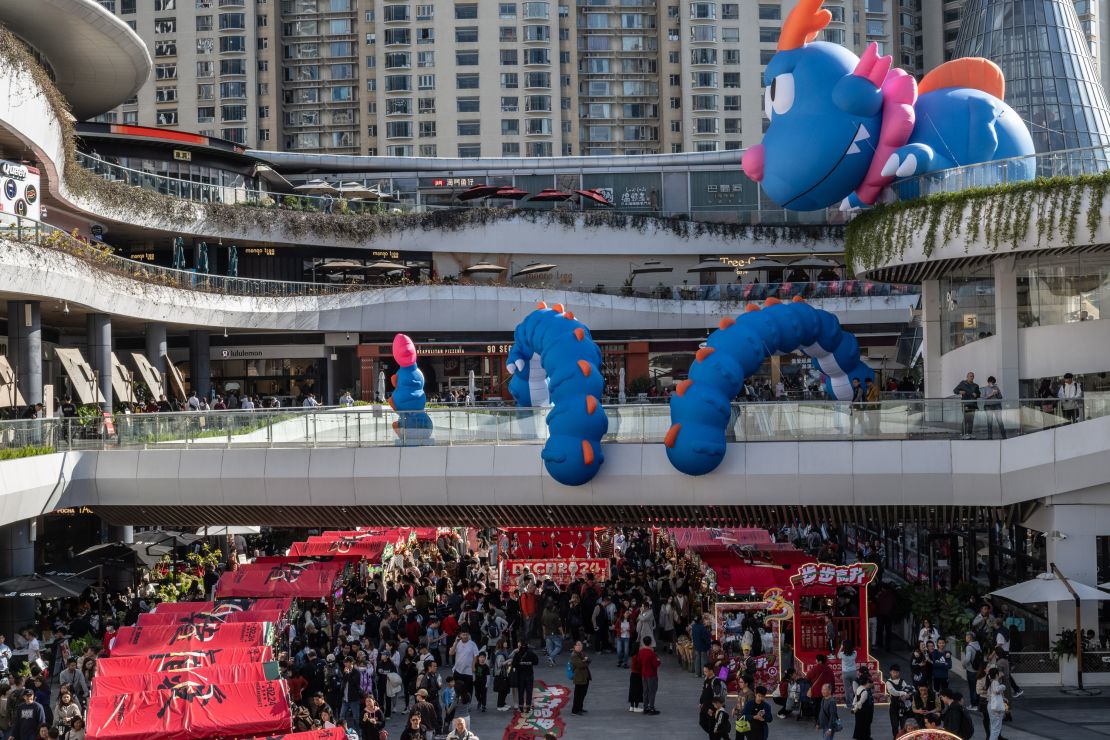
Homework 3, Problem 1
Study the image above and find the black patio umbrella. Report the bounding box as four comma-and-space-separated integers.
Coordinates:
0, 574, 93, 599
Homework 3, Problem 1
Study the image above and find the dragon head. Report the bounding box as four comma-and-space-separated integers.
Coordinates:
742, 0, 894, 211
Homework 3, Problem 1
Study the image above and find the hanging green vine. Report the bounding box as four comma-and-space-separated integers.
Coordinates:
846, 171, 1110, 272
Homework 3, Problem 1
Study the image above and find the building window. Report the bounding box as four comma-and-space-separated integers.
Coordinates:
156, 63, 178, 80
456, 73, 480, 89
501, 49, 519, 65
219, 12, 246, 29
724, 118, 741, 134
415, 4, 433, 19
457, 97, 480, 113
219, 36, 246, 52
455, 27, 478, 43
670, 120, 681, 132
419, 120, 436, 137
154, 0, 175, 9
722, 3, 739, 19
526, 141, 552, 156
502, 142, 521, 156
220, 59, 246, 74
669, 97, 681, 109
759, 27, 778, 43
258, 105, 270, 118
157, 109, 178, 125
417, 74, 435, 89
155, 18, 177, 34
222, 104, 247, 121
386, 74, 412, 91
198, 106, 216, 122
722, 27, 739, 42
156, 87, 178, 103
501, 119, 519, 135
386, 121, 413, 138
330, 18, 352, 33
197, 38, 215, 54
220, 81, 247, 97
458, 144, 481, 157
197, 83, 215, 100
417, 51, 434, 67
456, 51, 480, 66
524, 48, 549, 65
758, 4, 781, 20
500, 2, 517, 18
417, 28, 434, 43
455, 4, 478, 19
723, 95, 740, 111
418, 97, 435, 113
384, 29, 410, 45
383, 4, 410, 22
155, 41, 177, 57
501, 96, 519, 111
457, 120, 481, 136
120, 0, 135, 13
501, 73, 518, 89
418, 144, 436, 156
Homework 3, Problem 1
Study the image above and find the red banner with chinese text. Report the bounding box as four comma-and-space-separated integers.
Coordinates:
110, 622, 273, 656
215, 562, 343, 598
499, 559, 609, 588
86, 679, 291, 740
94, 647, 273, 677
151, 598, 292, 615
137, 610, 285, 627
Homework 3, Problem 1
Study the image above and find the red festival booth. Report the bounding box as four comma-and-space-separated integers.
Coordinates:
672, 528, 881, 701
215, 561, 344, 599
149, 598, 293, 614
94, 646, 273, 677
498, 527, 610, 588
109, 620, 275, 657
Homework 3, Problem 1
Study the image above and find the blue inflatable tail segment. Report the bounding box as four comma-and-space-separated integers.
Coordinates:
507, 302, 608, 486
665, 298, 873, 476
390, 333, 432, 440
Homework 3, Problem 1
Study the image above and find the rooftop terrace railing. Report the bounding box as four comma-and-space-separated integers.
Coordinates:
3, 397, 1104, 454
75, 152, 844, 226
0, 215, 913, 300
891, 144, 1110, 200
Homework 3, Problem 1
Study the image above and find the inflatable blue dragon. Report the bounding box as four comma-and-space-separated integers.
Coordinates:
743, 0, 1035, 211
665, 298, 873, 476
390, 333, 432, 441
507, 302, 608, 486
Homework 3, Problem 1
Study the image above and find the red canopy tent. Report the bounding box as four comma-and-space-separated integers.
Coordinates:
670, 527, 779, 550
151, 598, 292, 614
215, 562, 343, 599
92, 660, 280, 696
86, 679, 291, 740
110, 622, 274, 657
503, 527, 605, 560
288, 540, 385, 559
137, 610, 285, 627
94, 647, 273, 677
235, 729, 346, 740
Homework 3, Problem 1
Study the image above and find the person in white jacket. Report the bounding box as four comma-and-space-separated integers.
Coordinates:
1057, 373, 1083, 423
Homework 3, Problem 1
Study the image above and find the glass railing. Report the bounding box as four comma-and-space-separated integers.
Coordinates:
891, 144, 1110, 200
4, 398, 1104, 454
75, 152, 845, 226
587, 280, 918, 301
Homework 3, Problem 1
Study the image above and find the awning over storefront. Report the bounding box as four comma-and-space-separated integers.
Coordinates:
129, 352, 165, 401
165, 360, 188, 401
54, 347, 105, 405
111, 352, 137, 404
0, 356, 25, 408
215, 561, 344, 599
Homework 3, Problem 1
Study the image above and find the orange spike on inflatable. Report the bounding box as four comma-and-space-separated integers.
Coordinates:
582, 440, 595, 467
719, 317, 736, 330
676, 379, 693, 397
391, 420, 400, 432
390, 373, 398, 388
552, 303, 565, 313
664, 423, 681, 448
764, 297, 782, 306
792, 295, 806, 303
778, 0, 832, 51
745, 303, 762, 312
536, 301, 547, 309
564, 311, 575, 320
577, 359, 592, 377
574, 327, 585, 341
586, 395, 598, 414
388, 397, 396, 410
696, 346, 715, 363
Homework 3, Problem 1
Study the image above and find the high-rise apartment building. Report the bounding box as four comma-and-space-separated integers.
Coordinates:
96, 0, 896, 156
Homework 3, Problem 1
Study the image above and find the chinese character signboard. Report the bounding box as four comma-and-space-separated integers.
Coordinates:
789, 562, 878, 589
500, 559, 610, 588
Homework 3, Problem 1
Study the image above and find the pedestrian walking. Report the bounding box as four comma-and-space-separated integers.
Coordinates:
961, 634, 983, 710
985, 669, 1006, 740
709, 696, 732, 740
741, 685, 775, 740
884, 665, 912, 738
931, 638, 952, 692
511, 643, 538, 714
850, 675, 874, 740
816, 683, 840, 740
569, 641, 592, 716
638, 636, 662, 715
837, 640, 858, 701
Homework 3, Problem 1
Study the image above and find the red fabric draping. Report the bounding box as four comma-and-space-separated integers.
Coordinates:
236, 729, 347, 740
505, 528, 600, 559
86, 680, 291, 740
94, 647, 273, 678
288, 541, 385, 559
137, 610, 285, 627
699, 550, 814, 595
92, 661, 277, 696
151, 599, 292, 615
110, 622, 273, 657
215, 562, 343, 599
670, 528, 774, 550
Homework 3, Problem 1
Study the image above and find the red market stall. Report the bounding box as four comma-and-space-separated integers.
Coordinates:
137, 609, 286, 627
235, 729, 347, 740
94, 647, 273, 677
497, 527, 611, 588
215, 561, 344, 599
288, 540, 386, 558
110, 621, 275, 656
151, 598, 293, 614
86, 679, 291, 740
92, 660, 281, 696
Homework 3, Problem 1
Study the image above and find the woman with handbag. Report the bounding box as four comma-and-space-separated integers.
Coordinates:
986, 668, 1006, 740
850, 675, 874, 740
492, 641, 512, 712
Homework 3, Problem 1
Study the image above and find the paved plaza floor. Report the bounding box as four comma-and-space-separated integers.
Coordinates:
387, 645, 1110, 740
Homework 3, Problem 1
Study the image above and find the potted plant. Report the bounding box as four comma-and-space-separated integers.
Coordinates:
1051, 628, 1091, 685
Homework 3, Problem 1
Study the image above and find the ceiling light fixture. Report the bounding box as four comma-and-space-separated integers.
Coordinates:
62, 302, 69, 315
223, 327, 228, 338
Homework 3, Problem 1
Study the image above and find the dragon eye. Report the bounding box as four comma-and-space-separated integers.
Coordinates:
765, 73, 795, 119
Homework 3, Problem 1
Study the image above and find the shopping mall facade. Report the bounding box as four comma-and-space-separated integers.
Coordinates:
0, 0, 1109, 686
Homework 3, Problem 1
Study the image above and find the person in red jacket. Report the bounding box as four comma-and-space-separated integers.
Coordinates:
637, 636, 662, 715
804, 654, 835, 719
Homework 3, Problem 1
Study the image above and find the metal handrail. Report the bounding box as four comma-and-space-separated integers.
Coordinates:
0, 397, 1100, 455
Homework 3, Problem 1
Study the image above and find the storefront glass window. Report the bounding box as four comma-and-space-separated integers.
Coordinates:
1017, 253, 1110, 327
939, 267, 996, 354
580, 172, 662, 212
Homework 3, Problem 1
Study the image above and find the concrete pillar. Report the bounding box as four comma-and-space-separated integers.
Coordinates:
145, 324, 168, 398
108, 525, 134, 544
921, 279, 944, 398
6, 301, 41, 405
189, 330, 211, 399
0, 521, 35, 638
992, 259, 1020, 398
86, 313, 113, 410
326, 349, 336, 405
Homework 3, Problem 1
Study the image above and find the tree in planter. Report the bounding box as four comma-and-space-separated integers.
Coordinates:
628, 375, 654, 396
906, 583, 970, 640
1051, 628, 1094, 661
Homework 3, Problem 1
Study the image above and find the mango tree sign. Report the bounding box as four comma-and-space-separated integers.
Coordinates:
789, 562, 878, 588
503, 559, 609, 585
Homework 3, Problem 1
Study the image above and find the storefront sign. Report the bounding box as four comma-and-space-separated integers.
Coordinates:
789, 562, 878, 588
502, 558, 609, 585
428, 177, 475, 188
212, 345, 327, 360
245, 248, 276, 256
173, 149, 193, 161
0, 159, 40, 221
